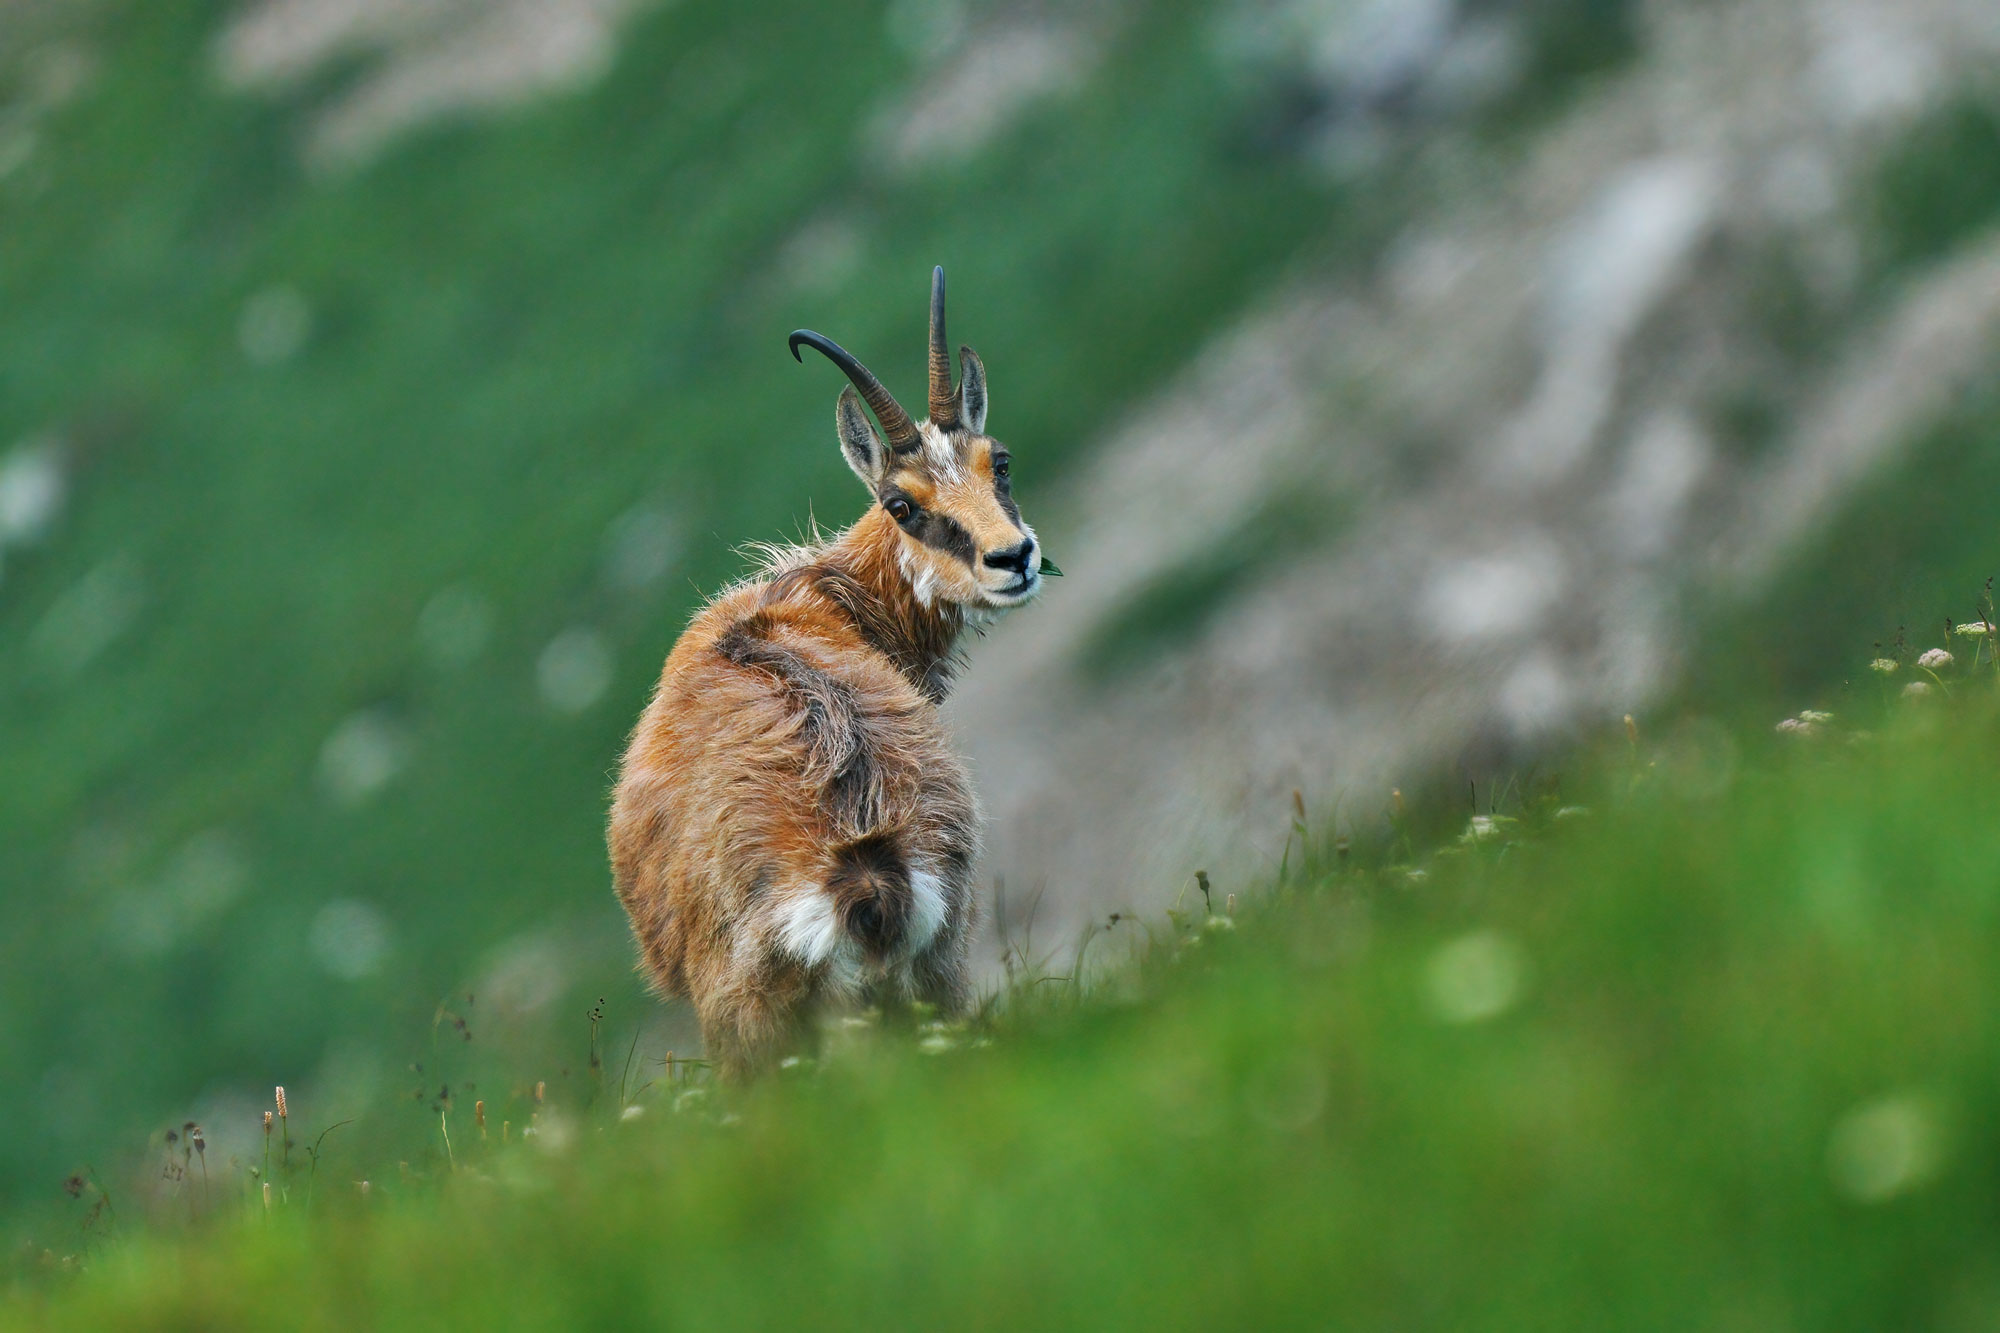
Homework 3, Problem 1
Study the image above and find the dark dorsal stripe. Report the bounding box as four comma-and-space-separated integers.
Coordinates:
713, 612, 886, 837
912, 510, 975, 564
765, 563, 962, 704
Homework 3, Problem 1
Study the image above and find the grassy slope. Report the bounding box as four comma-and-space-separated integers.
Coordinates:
0, 0, 1343, 1206
12, 691, 2000, 1329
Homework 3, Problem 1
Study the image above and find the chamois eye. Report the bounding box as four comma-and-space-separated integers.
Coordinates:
885, 498, 913, 523
993, 457, 1010, 478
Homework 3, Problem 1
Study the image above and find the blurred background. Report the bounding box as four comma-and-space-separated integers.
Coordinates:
4, 0, 2000, 1216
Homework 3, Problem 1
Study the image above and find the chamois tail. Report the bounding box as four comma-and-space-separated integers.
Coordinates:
825, 830, 912, 960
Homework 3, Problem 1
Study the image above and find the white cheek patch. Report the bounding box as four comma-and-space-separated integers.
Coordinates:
895, 541, 941, 608
895, 542, 933, 606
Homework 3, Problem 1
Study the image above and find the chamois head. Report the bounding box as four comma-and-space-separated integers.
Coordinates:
790, 267, 1042, 610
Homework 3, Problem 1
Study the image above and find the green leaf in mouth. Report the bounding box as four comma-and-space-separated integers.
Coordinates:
1038, 557, 1064, 577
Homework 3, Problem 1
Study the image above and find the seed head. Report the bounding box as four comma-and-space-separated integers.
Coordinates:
534, 1081, 546, 1105
263, 1111, 273, 1135
274, 1086, 288, 1119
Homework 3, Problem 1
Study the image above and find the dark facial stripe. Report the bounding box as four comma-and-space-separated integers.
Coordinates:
914, 510, 976, 563
880, 486, 976, 564
986, 446, 1020, 523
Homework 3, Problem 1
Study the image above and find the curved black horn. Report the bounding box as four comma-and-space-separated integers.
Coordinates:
789, 330, 920, 454
928, 265, 958, 429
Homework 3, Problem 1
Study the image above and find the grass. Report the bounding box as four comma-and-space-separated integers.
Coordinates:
11, 621, 2000, 1328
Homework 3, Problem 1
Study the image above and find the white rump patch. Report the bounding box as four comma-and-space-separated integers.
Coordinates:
776, 861, 949, 976
904, 859, 949, 957
776, 888, 841, 965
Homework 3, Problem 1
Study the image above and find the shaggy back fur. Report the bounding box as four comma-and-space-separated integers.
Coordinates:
608, 268, 1043, 1077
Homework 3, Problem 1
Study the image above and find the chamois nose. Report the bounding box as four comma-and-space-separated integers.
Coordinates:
983, 537, 1036, 573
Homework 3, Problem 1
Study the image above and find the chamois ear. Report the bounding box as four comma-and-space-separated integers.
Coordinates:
836, 385, 887, 486
957, 346, 987, 435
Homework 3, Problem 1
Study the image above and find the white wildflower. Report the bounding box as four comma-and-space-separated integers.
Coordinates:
1554, 805, 1590, 820
1868, 657, 1898, 674
1917, 648, 1953, 671
619, 1104, 644, 1122
1953, 622, 1994, 638
1460, 815, 1515, 844
1776, 717, 1814, 736
1902, 680, 1932, 699
1799, 710, 1834, 725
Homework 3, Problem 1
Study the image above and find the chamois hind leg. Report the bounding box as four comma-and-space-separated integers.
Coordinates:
905, 905, 975, 1017
907, 855, 978, 1017
909, 950, 972, 1017
699, 958, 814, 1082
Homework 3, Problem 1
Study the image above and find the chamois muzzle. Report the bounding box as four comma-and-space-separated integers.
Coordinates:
983, 537, 1037, 574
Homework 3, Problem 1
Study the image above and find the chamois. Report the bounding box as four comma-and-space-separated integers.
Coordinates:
608, 268, 1045, 1077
